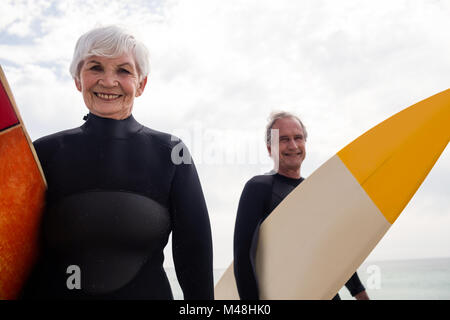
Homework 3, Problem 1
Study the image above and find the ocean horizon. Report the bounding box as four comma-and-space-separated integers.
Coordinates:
165, 256, 450, 300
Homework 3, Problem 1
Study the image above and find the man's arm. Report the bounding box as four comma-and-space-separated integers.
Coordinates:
233, 178, 271, 300
345, 272, 370, 300
354, 290, 370, 300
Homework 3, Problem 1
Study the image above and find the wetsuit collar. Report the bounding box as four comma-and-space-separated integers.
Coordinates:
81, 112, 142, 139
275, 173, 304, 186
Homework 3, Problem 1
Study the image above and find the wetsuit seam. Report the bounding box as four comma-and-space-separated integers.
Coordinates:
53, 189, 170, 210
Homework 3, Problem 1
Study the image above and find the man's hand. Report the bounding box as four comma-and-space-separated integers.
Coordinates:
354, 290, 370, 300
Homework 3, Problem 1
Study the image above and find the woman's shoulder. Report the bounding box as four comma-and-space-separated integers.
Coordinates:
33, 127, 83, 150
139, 125, 186, 151
33, 128, 82, 145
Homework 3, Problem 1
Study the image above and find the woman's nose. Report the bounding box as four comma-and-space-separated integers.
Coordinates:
99, 71, 119, 87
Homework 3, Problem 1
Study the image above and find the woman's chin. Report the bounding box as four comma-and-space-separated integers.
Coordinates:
87, 106, 131, 120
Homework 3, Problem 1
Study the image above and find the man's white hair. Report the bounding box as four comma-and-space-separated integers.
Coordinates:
69, 25, 150, 81
265, 111, 308, 146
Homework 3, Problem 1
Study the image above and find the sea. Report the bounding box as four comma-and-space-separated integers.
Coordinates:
165, 257, 450, 300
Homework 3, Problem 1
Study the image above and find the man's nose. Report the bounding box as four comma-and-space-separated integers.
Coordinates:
287, 138, 298, 149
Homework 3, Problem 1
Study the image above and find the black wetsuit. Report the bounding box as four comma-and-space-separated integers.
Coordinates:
233, 173, 365, 300
21, 113, 214, 299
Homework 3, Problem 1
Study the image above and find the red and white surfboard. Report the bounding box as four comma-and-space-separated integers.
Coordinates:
0, 65, 47, 299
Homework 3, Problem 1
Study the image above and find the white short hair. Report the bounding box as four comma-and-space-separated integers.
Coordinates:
266, 111, 308, 146
69, 25, 150, 81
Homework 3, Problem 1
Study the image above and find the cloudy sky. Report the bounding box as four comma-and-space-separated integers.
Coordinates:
1, 0, 449, 269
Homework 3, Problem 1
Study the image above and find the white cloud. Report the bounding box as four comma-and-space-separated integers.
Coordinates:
0, 0, 52, 37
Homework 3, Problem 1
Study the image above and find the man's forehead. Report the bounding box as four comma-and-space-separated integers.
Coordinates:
272, 117, 304, 134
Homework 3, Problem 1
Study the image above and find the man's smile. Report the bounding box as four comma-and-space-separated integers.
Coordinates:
283, 151, 303, 157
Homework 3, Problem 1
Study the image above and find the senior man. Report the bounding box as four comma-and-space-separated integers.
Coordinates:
233, 111, 370, 300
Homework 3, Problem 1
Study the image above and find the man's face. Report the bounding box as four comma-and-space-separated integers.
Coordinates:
268, 117, 306, 173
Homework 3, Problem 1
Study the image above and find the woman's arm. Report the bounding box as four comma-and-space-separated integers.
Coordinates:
170, 145, 214, 300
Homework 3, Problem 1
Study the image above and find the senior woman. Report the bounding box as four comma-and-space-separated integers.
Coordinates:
21, 26, 214, 299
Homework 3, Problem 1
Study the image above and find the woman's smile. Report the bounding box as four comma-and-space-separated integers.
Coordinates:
94, 92, 123, 101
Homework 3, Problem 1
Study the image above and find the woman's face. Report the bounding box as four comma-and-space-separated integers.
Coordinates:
75, 52, 147, 120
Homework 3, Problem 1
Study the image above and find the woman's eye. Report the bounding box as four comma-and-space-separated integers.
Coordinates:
90, 65, 102, 71
119, 68, 131, 74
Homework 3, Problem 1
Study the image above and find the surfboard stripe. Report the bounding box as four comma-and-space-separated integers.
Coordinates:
0, 126, 46, 299
338, 90, 450, 224
0, 125, 21, 137
0, 81, 19, 132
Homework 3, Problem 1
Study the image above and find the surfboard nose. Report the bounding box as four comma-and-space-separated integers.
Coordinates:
338, 89, 450, 224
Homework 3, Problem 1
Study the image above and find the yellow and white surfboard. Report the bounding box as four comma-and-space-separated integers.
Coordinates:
215, 89, 450, 299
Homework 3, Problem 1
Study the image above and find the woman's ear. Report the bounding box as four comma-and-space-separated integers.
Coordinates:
135, 76, 148, 97
74, 77, 82, 92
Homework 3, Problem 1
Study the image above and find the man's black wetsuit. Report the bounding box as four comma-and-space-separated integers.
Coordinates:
233, 173, 365, 300
21, 113, 214, 299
